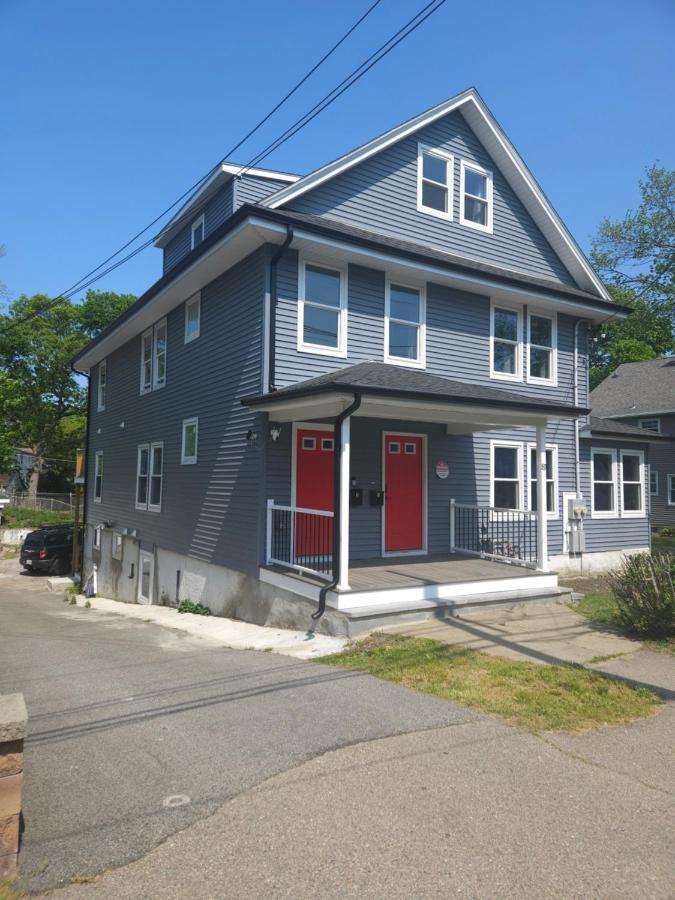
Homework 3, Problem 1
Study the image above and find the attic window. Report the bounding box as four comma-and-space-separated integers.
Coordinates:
417, 144, 453, 220
191, 214, 205, 250
460, 160, 493, 233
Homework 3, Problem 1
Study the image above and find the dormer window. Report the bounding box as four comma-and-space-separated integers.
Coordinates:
191, 214, 205, 250
417, 144, 453, 220
460, 161, 493, 233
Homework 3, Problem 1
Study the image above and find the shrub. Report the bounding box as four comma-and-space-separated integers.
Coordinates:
659, 526, 675, 538
608, 553, 674, 639
177, 598, 211, 616
0, 505, 73, 528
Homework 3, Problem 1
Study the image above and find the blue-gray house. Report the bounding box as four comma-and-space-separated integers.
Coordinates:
74, 88, 657, 634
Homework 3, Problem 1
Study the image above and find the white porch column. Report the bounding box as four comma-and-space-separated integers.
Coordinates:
535, 422, 549, 572
337, 416, 351, 590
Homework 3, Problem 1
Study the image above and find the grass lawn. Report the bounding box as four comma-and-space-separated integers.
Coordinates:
0, 504, 73, 529
573, 591, 674, 655
322, 633, 660, 733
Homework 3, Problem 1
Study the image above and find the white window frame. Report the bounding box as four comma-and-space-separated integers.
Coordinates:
384, 278, 426, 369
148, 441, 164, 513
638, 417, 660, 433
181, 417, 198, 465
152, 319, 167, 390
619, 449, 645, 518
668, 474, 675, 507
490, 302, 523, 382
97, 360, 107, 412
526, 310, 558, 386
527, 443, 559, 518
140, 329, 153, 394
184, 293, 201, 344
489, 440, 524, 510
591, 448, 618, 518
297, 258, 348, 358
650, 469, 659, 496
459, 159, 493, 233
135, 444, 150, 510
190, 214, 205, 250
417, 143, 454, 221
94, 451, 103, 503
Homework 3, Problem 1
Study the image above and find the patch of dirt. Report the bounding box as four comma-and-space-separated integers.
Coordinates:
558, 574, 612, 594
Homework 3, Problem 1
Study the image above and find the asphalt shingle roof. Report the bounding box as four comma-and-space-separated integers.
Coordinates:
590, 358, 675, 418
582, 415, 672, 441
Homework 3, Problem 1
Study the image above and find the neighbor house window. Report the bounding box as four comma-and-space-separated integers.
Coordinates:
591, 448, 617, 517
528, 312, 557, 384
460, 160, 493, 232
97, 360, 107, 411
152, 320, 167, 389
136, 444, 149, 509
417, 144, 453, 219
490, 304, 522, 381
491, 442, 523, 510
140, 330, 153, 393
668, 474, 675, 506
191, 214, 205, 249
650, 470, 659, 495
184, 293, 201, 343
298, 261, 346, 356
385, 281, 425, 367
94, 451, 103, 503
149, 442, 164, 512
181, 418, 198, 464
528, 444, 558, 516
638, 417, 660, 433
620, 450, 644, 517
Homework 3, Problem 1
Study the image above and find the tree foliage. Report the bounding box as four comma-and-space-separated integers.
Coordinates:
589, 164, 674, 389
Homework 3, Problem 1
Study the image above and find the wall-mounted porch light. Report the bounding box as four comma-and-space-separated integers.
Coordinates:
270, 425, 282, 442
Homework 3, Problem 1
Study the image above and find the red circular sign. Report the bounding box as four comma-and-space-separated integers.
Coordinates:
435, 460, 449, 480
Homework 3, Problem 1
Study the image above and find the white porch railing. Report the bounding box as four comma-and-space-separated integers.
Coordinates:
266, 500, 334, 582
450, 499, 538, 569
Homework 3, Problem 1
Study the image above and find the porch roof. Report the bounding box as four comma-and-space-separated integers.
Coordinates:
242, 362, 588, 430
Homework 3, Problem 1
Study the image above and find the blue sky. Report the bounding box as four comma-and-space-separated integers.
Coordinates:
1, 0, 673, 304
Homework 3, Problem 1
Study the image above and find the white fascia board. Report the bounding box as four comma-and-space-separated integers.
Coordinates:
220, 164, 300, 182
261, 89, 610, 301
603, 409, 675, 419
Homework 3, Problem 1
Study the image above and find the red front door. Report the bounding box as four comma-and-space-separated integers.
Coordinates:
384, 434, 424, 553
295, 428, 334, 556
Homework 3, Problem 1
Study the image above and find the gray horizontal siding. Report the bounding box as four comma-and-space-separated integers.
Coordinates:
163, 180, 235, 273
287, 109, 576, 288
86, 247, 267, 577
234, 174, 290, 208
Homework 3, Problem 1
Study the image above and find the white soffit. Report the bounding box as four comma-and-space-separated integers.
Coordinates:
261, 89, 610, 301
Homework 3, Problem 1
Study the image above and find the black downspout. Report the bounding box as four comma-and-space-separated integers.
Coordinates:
268, 225, 293, 393
312, 392, 362, 621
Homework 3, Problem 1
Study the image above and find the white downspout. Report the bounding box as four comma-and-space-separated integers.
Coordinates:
573, 319, 584, 499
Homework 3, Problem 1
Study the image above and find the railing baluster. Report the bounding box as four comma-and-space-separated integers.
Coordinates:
450, 501, 538, 570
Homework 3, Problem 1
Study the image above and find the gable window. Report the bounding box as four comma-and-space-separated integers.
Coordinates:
591, 449, 617, 517
460, 160, 493, 232
650, 470, 659, 496
490, 304, 522, 381
668, 474, 675, 507
385, 281, 425, 367
184, 293, 201, 343
491, 442, 523, 510
417, 144, 453, 219
638, 417, 660, 433
136, 444, 149, 509
140, 330, 153, 393
527, 312, 557, 384
297, 261, 347, 357
191, 214, 205, 250
528, 444, 558, 517
181, 418, 198, 465
620, 450, 644, 517
94, 451, 103, 503
97, 361, 107, 411
153, 320, 167, 389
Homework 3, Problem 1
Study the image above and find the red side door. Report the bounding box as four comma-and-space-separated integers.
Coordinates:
295, 428, 334, 556
384, 434, 424, 553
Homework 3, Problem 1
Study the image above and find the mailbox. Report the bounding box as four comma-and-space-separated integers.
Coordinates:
350, 487, 363, 507
369, 489, 385, 507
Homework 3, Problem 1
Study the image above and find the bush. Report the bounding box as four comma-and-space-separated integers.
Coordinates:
659, 526, 675, 538
177, 598, 211, 616
0, 505, 72, 529
608, 553, 674, 639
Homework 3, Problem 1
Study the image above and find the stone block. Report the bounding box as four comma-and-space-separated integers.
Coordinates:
0, 740, 23, 777
0, 695, 27, 744
0, 773, 22, 818
0, 814, 19, 856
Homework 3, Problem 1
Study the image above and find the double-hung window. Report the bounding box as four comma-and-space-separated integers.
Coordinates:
97, 361, 107, 411
136, 445, 149, 509
528, 444, 558, 517
181, 418, 198, 464
460, 160, 493, 232
668, 474, 675, 506
298, 261, 346, 356
184, 293, 200, 343
136, 443, 163, 511
94, 451, 103, 502
153, 320, 167, 389
620, 450, 645, 517
638, 417, 660, 433
591, 449, 617, 517
417, 145, 453, 219
491, 442, 523, 510
385, 281, 425, 367
490, 304, 522, 381
528, 312, 556, 384
191, 214, 204, 250
141, 330, 153, 393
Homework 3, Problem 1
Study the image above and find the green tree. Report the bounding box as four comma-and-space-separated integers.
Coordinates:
0, 290, 135, 495
589, 164, 674, 388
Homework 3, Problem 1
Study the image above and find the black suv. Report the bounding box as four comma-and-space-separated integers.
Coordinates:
20, 525, 75, 575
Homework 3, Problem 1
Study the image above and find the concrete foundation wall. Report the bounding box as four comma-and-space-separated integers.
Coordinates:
0, 529, 30, 546
549, 547, 651, 576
